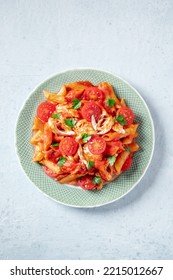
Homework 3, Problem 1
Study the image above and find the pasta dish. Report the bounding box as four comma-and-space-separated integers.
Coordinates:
30, 81, 139, 190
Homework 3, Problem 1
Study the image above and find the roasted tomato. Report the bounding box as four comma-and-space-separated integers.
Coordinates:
88, 136, 106, 155
37, 102, 56, 122
116, 107, 134, 125
59, 137, 78, 156
81, 102, 102, 122
83, 87, 105, 102
78, 175, 96, 190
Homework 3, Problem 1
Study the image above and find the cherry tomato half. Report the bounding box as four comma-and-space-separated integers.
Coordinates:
59, 137, 78, 156
78, 175, 96, 190
88, 136, 106, 155
83, 87, 105, 102
81, 101, 102, 122
37, 102, 56, 122
116, 107, 134, 125
44, 166, 58, 178
121, 155, 133, 171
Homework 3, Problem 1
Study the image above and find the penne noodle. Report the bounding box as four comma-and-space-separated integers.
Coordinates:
98, 82, 120, 105
40, 159, 62, 174
120, 98, 126, 107
122, 132, 138, 144
102, 131, 130, 141
56, 174, 68, 181
32, 116, 45, 132
95, 161, 113, 182
59, 174, 82, 184
127, 123, 139, 134
127, 142, 140, 152
32, 143, 44, 162
30, 130, 43, 144
43, 85, 66, 104
43, 123, 52, 151
32, 151, 44, 162
114, 150, 130, 174
65, 82, 86, 92
68, 180, 78, 185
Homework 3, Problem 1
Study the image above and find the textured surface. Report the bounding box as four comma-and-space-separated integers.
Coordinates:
16, 69, 154, 207
0, 0, 173, 259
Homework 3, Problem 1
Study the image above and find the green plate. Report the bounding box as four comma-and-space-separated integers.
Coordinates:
16, 69, 155, 208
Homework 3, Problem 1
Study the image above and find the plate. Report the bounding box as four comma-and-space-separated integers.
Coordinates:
16, 69, 155, 207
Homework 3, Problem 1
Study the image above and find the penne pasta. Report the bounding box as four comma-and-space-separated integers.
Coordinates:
40, 159, 62, 174
65, 82, 86, 92
122, 132, 138, 144
43, 85, 66, 104
59, 174, 83, 184
98, 82, 120, 105
102, 131, 129, 141
32, 116, 45, 132
43, 123, 52, 151
114, 150, 130, 174
127, 142, 140, 152
120, 98, 126, 107
30, 130, 43, 144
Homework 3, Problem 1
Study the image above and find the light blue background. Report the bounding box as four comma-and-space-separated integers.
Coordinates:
0, 0, 173, 259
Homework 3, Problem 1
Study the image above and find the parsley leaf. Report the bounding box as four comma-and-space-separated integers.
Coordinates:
107, 155, 116, 166
72, 98, 81, 110
52, 142, 59, 147
92, 176, 102, 185
116, 115, 127, 125
125, 147, 131, 152
82, 133, 91, 143
106, 98, 116, 108
58, 157, 66, 167
64, 118, 76, 128
52, 113, 61, 119
88, 160, 94, 170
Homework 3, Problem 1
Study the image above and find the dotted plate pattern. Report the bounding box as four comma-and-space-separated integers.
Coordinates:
16, 69, 155, 208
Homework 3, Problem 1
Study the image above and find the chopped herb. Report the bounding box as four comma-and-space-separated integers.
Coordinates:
58, 157, 66, 167
52, 113, 61, 119
115, 115, 127, 125
64, 118, 76, 128
106, 98, 116, 108
92, 176, 102, 185
72, 98, 81, 109
82, 133, 91, 143
107, 155, 116, 166
125, 147, 131, 152
88, 160, 95, 170
52, 142, 59, 147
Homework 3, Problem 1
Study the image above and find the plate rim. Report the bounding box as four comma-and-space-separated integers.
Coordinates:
15, 68, 155, 208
